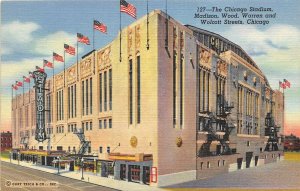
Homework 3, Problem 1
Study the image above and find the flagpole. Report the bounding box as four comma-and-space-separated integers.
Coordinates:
93, 19, 95, 74
146, 0, 149, 49
77, 39, 79, 81
64, 50, 66, 87
23, 79, 24, 106
119, 0, 122, 62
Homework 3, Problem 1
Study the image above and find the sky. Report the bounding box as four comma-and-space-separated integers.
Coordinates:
1, 0, 300, 136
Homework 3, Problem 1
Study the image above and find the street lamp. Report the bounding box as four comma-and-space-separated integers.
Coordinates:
94, 158, 96, 175
57, 156, 60, 175
81, 158, 84, 180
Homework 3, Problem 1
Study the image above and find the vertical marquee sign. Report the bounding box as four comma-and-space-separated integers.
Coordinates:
33, 70, 47, 142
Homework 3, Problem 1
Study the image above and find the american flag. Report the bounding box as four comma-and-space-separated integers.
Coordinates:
44, 59, 54, 68
36, 66, 45, 73
283, 79, 291, 88
53, 52, 64, 62
77, 33, 90, 45
23, 76, 30, 83
29, 71, 35, 78
16, 81, 23, 87
12, 84, 18, 90
120, 0, 136, 19
64, 44, 75, 55
94, 20, 107, 33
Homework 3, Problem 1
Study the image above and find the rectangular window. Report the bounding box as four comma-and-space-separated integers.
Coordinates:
74, 84, 77, 117
109, 118, 112, 129
90, 121, 92, 130
90, 77, 93, 114
104, 71, 107, 111
86, 79, 88, 115
173, 52, 176, 125
62, 90, 64, 120
82, 81, 84, 115
68, 87, 70, 118
56, 91, 59, 120
107, 146, 110, 153
86, 122, 88, 131
99, 120, 102, 129
129, 59, 133, 124
99, 146, 102, 153
99, 73, 102, 112
104, 119, 107, 129
71, 85, 74, 118
109, 69, 112, 110
137, 56, 141, 123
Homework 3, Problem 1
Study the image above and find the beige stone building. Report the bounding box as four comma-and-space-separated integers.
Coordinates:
11, 10, 284, 187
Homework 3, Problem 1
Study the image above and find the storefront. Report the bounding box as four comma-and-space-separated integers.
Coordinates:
109, 153, 152, 185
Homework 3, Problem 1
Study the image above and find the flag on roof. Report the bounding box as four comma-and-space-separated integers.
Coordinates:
36, 66, 45, 73
12, 84, 18, 90
64, 44, 75, 55
94, 20, 107, 33
16, 81, 23, 87
53, 52, 64, 62
23, 76, 30, 83
43, 59, 54, 68
120, 0, 137, 19
77, 33, 90, 45
283, 79, 290, 88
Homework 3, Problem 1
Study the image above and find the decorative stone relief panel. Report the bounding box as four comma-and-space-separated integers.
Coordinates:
67, 66, 77, 84
55, 73, 64, 88
217, 59, 227, 77
97, 46, 111, 71
127, 27, 133, 53
199, 47, 212, 69
80, 58, 92, 78
135, 24, 141, 50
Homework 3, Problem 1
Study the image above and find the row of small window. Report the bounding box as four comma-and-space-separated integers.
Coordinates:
99, 146, 110, 153
68, 124, 77, 133
1, 137, 12, 141
99, 118, 112, 129
1, 143, 12, 147
56, 126, 65, 134
46, 128, 53, 134
199, 160, 226, 169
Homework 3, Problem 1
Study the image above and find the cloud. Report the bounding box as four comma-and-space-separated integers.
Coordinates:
1, 21, 40, 55
34, 31, 78, 56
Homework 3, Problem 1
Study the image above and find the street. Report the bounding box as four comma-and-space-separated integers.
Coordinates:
1, 161, 119, 191
166, 160, 300, 189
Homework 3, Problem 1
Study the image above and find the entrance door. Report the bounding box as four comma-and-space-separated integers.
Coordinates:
120, 164, 126, 180
246, 152, 253, 168
143, 166, 150, 185
216, 145, 222, 155
237, 158, 243, 170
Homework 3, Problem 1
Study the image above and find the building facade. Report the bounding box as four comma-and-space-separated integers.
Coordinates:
1, 131, 12, 151
11, 10, 284, 186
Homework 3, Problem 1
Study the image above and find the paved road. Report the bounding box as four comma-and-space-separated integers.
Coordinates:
1, 161, 119, 191
166, 160, 300, 189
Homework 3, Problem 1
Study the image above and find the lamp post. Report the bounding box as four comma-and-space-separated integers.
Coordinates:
17, 152, 20, 165
94, 158, 96, 175
57, 156, 60, 175
81, 158, 84, 180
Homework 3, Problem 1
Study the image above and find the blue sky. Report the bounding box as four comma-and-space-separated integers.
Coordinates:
1, 0, 300, 135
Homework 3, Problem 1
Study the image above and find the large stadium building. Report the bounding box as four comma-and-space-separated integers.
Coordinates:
11, 10, 284, 187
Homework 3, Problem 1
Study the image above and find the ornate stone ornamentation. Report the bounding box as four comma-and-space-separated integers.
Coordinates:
173, 26, 178, 49
80, 58, 92, 77
130, 136, 138, 148
217, 59, 227, 77
67, 66, 76, 83
135, 24, 141, 50
97, 46, 111, 71
55, 73, 64, 88
176, 137, 183, 147
199, 48, 212, 68
265, 87, 271, 98
127, 27, 133, 53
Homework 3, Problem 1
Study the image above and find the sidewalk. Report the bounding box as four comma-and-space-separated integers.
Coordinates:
1, 157, 163, 191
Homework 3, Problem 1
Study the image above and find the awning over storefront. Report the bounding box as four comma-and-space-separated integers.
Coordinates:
19, 149, 66, 156
108, 153, 152, 162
